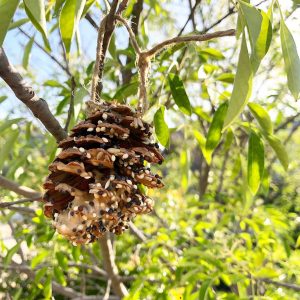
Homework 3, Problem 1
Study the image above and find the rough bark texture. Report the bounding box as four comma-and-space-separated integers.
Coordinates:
0, 47, 67, 143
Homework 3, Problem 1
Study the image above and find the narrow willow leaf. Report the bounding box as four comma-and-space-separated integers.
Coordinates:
280, 19, 300, 100
54, 266, 66, 286
31, 250, 48, 269
216, 73, 235, 83
4, 243, 20, 266
223, 34, 253, 130
239, 1, 272, 72
114, 82, 139, 101
8, 18, 29, 30
0, 118, 22, 133
193, 130, 210, 163
23, 0, 48, 47
0, 96, 7, 103
59, 0, 86, 56
265, 134, 289, 171
154, 106, 170, 147
0, 130, 19, 169
247, 132, 264, 195
43, 276, 52, 299
180, 149, 189, 191
168, 73, 192, 116
199, 279, 213, 300
0, 0, 20, 46
248, 102, 273, 134
22, 36, 34, 69
205, 102, 228, 164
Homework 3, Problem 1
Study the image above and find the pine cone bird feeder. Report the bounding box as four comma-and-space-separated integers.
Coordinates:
42, 101, 164, 245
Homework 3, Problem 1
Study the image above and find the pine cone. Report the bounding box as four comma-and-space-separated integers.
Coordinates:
42, 101, 164, 245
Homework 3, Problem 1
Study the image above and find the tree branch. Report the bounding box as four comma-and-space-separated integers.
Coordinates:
145, 29, 236, 57
0, 48, 67, 142
99, 234, 128, 297
0, 175, 41, 198
259, 277, 300, 292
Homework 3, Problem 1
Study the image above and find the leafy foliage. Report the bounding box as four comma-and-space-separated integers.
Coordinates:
0, 0, 300, 299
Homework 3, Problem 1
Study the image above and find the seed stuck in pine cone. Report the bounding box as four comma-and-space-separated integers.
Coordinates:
42, 101, 164, 245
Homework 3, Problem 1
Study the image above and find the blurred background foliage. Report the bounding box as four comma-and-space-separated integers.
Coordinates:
0, 0, 300, 299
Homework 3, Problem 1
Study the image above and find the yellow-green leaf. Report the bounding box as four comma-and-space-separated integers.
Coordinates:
168, 73, 192, 116
239, 1, 272, 72
280, 19, 300, 100
265, 134, 289, 171
247, 131, 264, 195
248, 102, 273, 134
0, 0, 20, 46
154, 106, 169, 147
205, 102, 228, 164
23, 0, 48, 48
223, 33, 253, 130
59, 0, 86, 56
22, 35, 34, 69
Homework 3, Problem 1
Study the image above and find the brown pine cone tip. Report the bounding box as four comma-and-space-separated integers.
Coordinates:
42, 101, 164, 245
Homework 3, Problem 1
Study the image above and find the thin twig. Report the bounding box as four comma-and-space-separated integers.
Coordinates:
18, 28, 71, 76
0, 197, 41, 208
85, 13, 99, 30
115, 16, 141, 54
259, 278, 300, 292
65, 76, 76, 131
178, 0, 201, 36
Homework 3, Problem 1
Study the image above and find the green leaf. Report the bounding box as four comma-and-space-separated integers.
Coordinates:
154, 106, 170, 147
59, 0, 86, 56
22, 35, 34, 69
168, 73, 192, 116
114, 82, 139, 101
0, 95, 7, 103
205, 102, 228, 164
215, 73, 235, 83
265, 134, 289, 171
193, 130, 210, 163
198, 48, 224, 60
223, 33, 253, 130
199, 279, 213, 300
23, 0, 49, 48
54, 266, 66, 286
0, 118, 22, 133
239, 1, 272, 72
247, 131, 264, 195
280, 19, 300, 100
34, 267, 48, 285
4, 243, 20, 266
43, 276, 52, 299
0, 129, 19, 169
0, 0, 20, 46
31, 250, 48, 269
8, 18, 29, 30
248, 102, 273, 134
